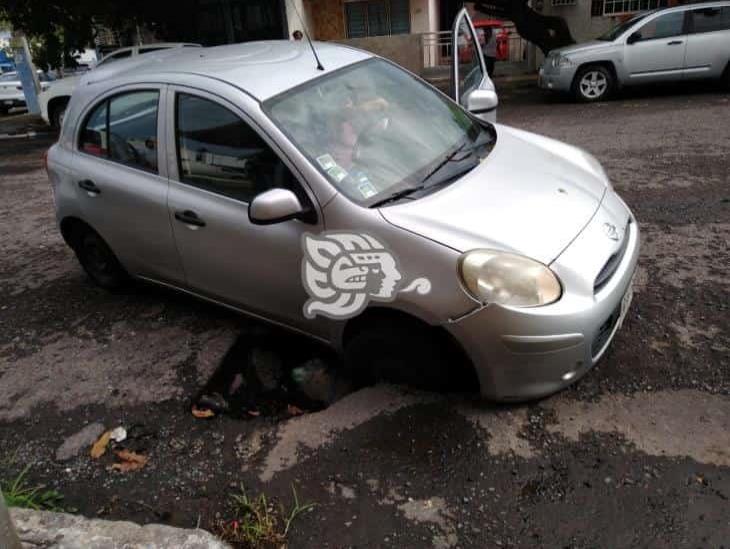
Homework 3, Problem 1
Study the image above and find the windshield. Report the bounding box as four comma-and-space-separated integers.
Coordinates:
265, 59, 495, 206
598, 13, 649, 40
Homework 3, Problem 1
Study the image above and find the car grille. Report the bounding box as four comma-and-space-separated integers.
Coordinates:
594, 220, 630, 293
592, 303, 621, 358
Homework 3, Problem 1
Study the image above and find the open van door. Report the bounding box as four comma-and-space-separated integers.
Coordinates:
452, 8, 498, 122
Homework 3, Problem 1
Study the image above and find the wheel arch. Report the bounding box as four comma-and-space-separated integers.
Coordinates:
341, 306, 479, 385
59, 216, 95, 249
571, 60, 619, 91
48, 95, 71, 125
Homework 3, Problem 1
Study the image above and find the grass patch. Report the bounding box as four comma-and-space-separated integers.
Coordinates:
1, 464, 65, 511
214, 484, 315, 548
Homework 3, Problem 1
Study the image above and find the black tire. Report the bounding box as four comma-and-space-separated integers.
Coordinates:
0, 106, 8, 116
50, 102, 67, 129
572, 65, 614, 103
344, 316, 469, 391
73, 229, 129, 290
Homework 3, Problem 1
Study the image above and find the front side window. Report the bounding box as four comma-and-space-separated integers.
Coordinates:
78, 90, 159, 172
266, 59, 494, 206
633, 11, 685, 41
175, 93, 293, 203
690, 7, 730, 33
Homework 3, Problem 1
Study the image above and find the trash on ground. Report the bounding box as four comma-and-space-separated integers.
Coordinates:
197, 392, 229, 414
109, 426, 127, 443
109, 449, 148, 472
90, 431, 112, 459
191, 405, 216, 419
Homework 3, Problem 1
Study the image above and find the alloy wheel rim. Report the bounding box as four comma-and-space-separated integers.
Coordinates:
580, 71, 607, 99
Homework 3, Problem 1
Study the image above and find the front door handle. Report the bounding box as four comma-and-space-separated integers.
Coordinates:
78, 179, 101, 195
174, 209, 206, 228
667, 40, 683, 45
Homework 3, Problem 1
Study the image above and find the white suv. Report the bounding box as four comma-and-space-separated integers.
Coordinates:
39, 43, 200, 127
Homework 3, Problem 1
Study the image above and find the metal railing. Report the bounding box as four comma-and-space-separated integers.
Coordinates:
421, 30, 453, 69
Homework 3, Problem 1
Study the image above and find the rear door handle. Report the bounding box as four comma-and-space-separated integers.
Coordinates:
78, 179, 101, 195
174, 209, 206, 228
667, 40, 683, 45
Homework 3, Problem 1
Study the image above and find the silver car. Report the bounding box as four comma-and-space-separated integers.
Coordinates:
46, 13, 638, 402
540, 1, 730, 102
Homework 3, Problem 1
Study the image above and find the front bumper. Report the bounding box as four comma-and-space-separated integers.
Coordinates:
538, 64, 577, 93
446, 196, 640, 401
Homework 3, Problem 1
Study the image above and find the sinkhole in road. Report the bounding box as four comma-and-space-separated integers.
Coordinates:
192, 326, 477, 420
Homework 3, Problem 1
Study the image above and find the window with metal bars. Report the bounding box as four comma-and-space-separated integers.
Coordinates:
601, 0, 668, 16
345, 0, 411, 38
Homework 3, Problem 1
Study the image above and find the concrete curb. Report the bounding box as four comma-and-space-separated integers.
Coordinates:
10, 508, 231, 549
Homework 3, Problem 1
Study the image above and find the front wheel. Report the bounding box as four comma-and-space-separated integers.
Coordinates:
344, 316, 471, 392
573, 65, 614, 102
73, 230, 129, 290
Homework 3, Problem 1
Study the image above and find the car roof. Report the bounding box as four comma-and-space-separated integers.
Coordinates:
82, 40, 372, 102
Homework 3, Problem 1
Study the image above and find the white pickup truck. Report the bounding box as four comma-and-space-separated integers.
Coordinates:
39, 43, 200, 127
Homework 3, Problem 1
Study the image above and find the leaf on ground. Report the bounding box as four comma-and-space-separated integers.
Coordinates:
110, 449, 148, 472
192, 405, 215, 419
90, 430, 112, 459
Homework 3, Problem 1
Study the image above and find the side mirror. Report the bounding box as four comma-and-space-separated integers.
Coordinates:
465, 88, 499, 117
627, 32, 641, 45
249, 188, 306, 225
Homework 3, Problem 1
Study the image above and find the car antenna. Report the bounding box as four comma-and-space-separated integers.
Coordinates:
286, 0, 324, 71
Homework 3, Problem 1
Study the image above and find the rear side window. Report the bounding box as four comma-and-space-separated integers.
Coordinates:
79, 90, 159, 173
98, 50, 132, 66
175, 93, 292, 203
80, 101, 108, 157
690, 7, 730, 33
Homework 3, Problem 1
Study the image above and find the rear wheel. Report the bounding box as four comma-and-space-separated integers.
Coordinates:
73, 229, 129, 290
573, 65, 614, 102
344, 315, 471, 392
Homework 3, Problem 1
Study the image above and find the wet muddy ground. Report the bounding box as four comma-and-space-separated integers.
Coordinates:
1, 84, 728, 547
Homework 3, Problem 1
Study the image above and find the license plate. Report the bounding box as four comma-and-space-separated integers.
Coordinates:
618, 279, 634, 328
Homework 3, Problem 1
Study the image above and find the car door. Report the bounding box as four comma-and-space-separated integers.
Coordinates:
623, 10, 689, 83
684, 6, 730, 80
165, 87, 323, 331
73, 86, 185, 283
451, 8, 498, 122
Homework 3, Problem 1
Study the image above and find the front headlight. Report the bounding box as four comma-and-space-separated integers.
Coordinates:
459, 250, 562, 307
552, 55, 575, 69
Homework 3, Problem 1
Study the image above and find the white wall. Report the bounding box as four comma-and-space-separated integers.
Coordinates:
410, 0, 439, 33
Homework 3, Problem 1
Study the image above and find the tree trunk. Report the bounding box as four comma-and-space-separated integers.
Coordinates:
474, 1, 576, 55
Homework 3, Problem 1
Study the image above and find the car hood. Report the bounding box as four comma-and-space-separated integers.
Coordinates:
551, 40, 611, 57
379, 124, 609, 264
44, 75, 79, 95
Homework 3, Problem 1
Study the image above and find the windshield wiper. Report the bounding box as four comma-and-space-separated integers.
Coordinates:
420, 141, 468, 186
369, 185, 425, 208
